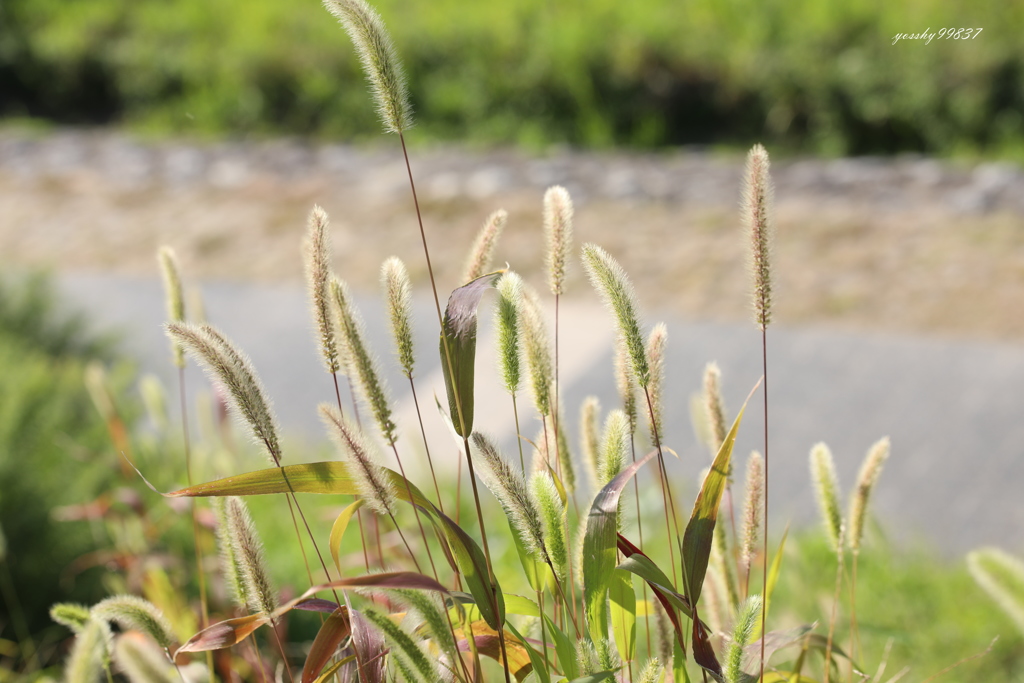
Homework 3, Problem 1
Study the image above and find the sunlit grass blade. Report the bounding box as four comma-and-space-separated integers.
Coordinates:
582, 450, 656, 643
302, 607, 352, 683
329, 498, 366, 575
440, 271, 504, 436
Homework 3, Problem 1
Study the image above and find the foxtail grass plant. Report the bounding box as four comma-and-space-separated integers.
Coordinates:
744, 142, 774, 682
44, 3, 968, 682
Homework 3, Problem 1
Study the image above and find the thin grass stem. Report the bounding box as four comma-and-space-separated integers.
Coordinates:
760, 330, 769, 682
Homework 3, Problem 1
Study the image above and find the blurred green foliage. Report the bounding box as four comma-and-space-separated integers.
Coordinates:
0, 273, 129, 637
2, 0, 1023, 155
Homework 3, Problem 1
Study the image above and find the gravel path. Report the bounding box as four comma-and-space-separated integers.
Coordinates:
4, 128, 1024, 340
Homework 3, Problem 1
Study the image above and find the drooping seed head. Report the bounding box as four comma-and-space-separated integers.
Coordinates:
645, 322, 667, 446
91, 595, 176, 650
582, 243, 649, 388
323, 0, 412, 134
530, 471, 568, 579
50, 603, 91, 633
495, 271, 524, 395
745, 144, 774, 331
304, 206, 340, 375
848, 436, 890, 554
580, 396, 601, 489
320, 403, 397, 517
381, 256, 415, 378
740, 451, 765, 575
810, 442, 843, 551
471, 432, 548, 563
462, 209, 507, 284
703, 362, 728, 454
544, 186, 573, 296
157, 246, 187, 368
331, 277, 397, 445
224, 497, 277, 617
166, 322, 282, 464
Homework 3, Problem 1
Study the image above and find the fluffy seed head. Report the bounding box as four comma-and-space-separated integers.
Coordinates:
331, 277, 397, 445
544, 186, 573, 296
390, 589, 458, 663
598, 409, 629, 488
810, 442, 843, 551
166, 322, 283, 464
224, 497, 277, 616
519, 282, 553, 417
66, 618, 112, 683
157, 246, 187, 368
495, 271, 524, 395
848, 436, 890, 554
531, 471, 568, 579
381, 256, 415, 378
462, 209, 507, 284
580, 396, 601, 489
703, 362, 728, 454
323, 0, 412, 134
212, 497, 248, 610
725, 596, 763, 683
91, 595, 176, 650
745, 144, 774, 331
51, 603, 91, 633
638, 658, 663, 683
582, 244, 649, 387
304, 206, 340, 375
471, 432, 548, 563
554, 406, 576, 494
645, 322, 667, 446
615, 335, 638, 433
967, 547, 1024, 634
115, 634, 178, 683
740, 451, 765, 575
320, 403, 397, 517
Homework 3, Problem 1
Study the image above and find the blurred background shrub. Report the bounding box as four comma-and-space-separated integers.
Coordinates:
1, 0, 1022, 155
0, 273, 132, 639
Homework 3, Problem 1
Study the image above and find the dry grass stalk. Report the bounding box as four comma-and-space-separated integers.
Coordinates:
740, 451, 765, 582
745, 144, 774, 331
644, 323, 667, 447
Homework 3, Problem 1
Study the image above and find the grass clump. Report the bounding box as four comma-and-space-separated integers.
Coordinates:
11, 2, 1022, 682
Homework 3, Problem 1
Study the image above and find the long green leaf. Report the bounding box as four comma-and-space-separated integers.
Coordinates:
609, 568, 636, 662
681, 399, 748, 606
440, 271, 504, 436
583, 450, 656, 643
329, 498, 365, 576
167, 461, 505, 630
543, 612, 578, 680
